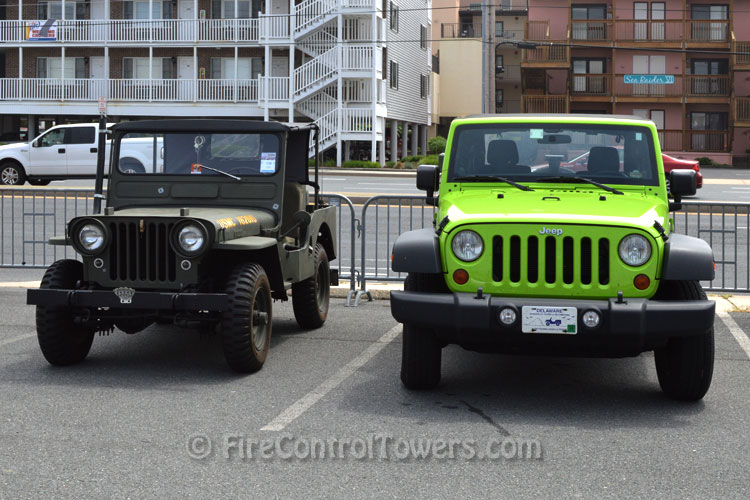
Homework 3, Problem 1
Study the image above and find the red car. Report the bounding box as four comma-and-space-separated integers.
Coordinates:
560, 150, 702, 189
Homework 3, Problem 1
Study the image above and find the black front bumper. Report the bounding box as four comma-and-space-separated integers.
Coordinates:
27, 288, 229, 312
390, 291, 715, 356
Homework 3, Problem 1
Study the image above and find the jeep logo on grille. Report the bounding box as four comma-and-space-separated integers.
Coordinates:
539, 227, 563, 236
113, 287, 135, 304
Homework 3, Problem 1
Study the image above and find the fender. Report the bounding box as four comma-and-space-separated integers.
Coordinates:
661, 233, 715, 281
391, 228, 442, 274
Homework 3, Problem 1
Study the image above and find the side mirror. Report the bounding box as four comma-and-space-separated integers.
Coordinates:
668, 169, 697, 211
438, 153, 444, 170
416, 164, 439, 194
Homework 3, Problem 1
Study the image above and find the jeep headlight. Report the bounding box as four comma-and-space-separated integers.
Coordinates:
452, 230, 484, 262
78, 221, 106, 254
177, 224, 205, 255
618, 234, 652, 266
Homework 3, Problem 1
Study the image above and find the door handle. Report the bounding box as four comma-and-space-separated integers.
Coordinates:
90, 147, 97, 153
58, 148, 65, 153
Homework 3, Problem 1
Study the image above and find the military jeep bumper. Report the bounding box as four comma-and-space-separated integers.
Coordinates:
27, 288, 229, 311
390, 291, 715, 356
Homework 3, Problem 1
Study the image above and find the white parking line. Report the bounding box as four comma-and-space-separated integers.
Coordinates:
260, 324, 402, 432
0, 333, 35, 349
717, 312, 750, 360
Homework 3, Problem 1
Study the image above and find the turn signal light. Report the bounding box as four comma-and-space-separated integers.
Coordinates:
453, 269, 469, 285
634, 274, 650, 290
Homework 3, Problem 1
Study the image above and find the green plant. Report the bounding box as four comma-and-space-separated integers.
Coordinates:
428, 136, 446, 154
385, 161, 396, 168
694, 157, 716, 166
341, 160, 381, 169
421, 155, 439, 165
402, 155, 424, 163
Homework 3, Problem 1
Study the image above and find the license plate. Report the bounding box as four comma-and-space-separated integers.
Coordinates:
521, 306, 577, 334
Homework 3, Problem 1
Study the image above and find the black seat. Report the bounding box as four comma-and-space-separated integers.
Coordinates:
486, 140, 531, 174
586, 146, 621, 174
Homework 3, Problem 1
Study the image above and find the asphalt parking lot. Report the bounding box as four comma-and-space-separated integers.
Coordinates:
0, 283, 749, 499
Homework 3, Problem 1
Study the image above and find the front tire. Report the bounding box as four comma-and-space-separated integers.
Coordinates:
36, 260, 95, 366
292, 243, 330, 329
0, 162, 26, 185
400, 273, 448, 390
654, 280, 714, 401
220, 263, 273, 373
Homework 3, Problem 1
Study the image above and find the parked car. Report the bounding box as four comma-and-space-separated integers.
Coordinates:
391, 114, 715, 401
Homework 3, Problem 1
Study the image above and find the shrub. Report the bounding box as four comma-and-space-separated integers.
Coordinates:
428, 136, 446, 154
385, 161, 396, 168
421, 155, 439, 165
402, 155, 424, 163
341, 160, 381, 169
694, 157, 716, 166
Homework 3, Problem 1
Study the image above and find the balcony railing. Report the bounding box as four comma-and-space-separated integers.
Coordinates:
684, 75, 730, 97
570, 74, 610, 96
734, 41, 750, 66
735, 97, 750, 123
341, 45, 373, 71
525, 20, 550, 41
686, 20, 729, 43
440, 23, 479, 39
570, 20, 611, 42
0, 18, 262, 43
522, 95, 568, 113
522, 43, 569, 65
614, 20, 683, 43
660, 130, 730, 152
614, 74, 684, 98
0, 78, 263, 103
342, 108, 373, 133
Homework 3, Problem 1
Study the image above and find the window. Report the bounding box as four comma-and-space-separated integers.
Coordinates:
123, 58, 173, 79
495, 89, 504, 106
210, 58, 262, 79
68, 127, 95, 145
420, 74, 428, 98
389, 60, 398, 89
501, 0, 512, 10
123, 1, 170, 19
36, 57, 86, 79
571, 4, 607, 40
690, 4, 728, 40
495, 21, 504, 37
495, 54, 504, 74
469, 3, 481, 10
381, 47, 387, 79
211, 0, 254, 18
420, 25, 427, 49
572, 58, 606, 94
37, 1, 82, 20
690, 59, 728, 95
35, 128, 66, 148
389, 2, 399, 32
690, 112, 728, 151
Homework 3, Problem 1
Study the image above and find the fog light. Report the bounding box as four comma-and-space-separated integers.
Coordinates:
634, 274, 650, 290
499, 307, 517, 326
93, 258, 104, 269
453, 269, 469, 285
180, 259, 192, 271
582, 310, 601, 329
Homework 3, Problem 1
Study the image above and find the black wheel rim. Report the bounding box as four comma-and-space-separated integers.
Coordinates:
251, 287, 270, 352
316, 262, 330, 313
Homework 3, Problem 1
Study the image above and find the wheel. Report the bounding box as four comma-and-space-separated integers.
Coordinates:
0, 162, 26, 185
400, 273, 448, 390
28, 179, 51, 186
36, 260, 95, 366
292, 243, 330, 329
120, 159, 145, 174
220, 263, 273, 373
654, 280, 714, 401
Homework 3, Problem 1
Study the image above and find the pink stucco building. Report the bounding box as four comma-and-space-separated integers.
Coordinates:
523, 0, 750, 165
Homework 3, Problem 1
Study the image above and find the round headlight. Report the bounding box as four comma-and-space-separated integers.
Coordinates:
78, 222, 105, 253
178, 224, 205, 254
618, 234, 652, 267
452, 230, 484, 262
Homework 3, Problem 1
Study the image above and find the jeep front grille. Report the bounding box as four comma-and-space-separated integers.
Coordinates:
492, 235, 610, 286
108, 221, 177, 282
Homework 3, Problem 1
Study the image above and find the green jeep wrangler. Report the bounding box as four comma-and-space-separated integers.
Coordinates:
390, 115, 715, 400
27, 119, 337, 373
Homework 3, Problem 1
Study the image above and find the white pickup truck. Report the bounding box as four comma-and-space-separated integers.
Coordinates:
0, 123, 161, 186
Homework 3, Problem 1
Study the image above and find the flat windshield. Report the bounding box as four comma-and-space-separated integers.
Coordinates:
117, 132, 280, 176
447, 123, 658, 186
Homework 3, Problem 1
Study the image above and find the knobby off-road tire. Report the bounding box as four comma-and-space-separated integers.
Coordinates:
654, 280, 714, 401
0, 162, 26, 185
400, 273, 449, 390
221, 263, 273, 373
36, 260, 95, 366
292, 243, 330, 330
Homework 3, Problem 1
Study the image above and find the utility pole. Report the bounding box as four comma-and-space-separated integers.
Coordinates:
482, 1, 496, 114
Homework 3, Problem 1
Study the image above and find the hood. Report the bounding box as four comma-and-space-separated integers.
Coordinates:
103, 206, 276, 241
0, 141, 27, 151
439, 187, 669, 230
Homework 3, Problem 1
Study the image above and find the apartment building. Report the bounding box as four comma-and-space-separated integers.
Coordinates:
436, 0, 528, 135
0, 0, 434, 165
522, 0, 750, 165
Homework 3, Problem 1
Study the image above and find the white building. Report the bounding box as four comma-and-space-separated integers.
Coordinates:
0, 0, 433, 164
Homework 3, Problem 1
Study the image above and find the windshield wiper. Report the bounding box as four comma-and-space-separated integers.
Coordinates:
452, 175, 535, 192
535, 176, 623, 195
195, 164, 241, 181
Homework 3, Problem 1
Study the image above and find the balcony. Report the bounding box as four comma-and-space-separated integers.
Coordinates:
0, 78, 266, 103
440, 23, 479, 39
614, 74, 684, 101
733, 40, 750, 69
521, 44, 569, 67
525, 20, 551, 41
660, 130, 730, 153
685, 20, 729, 46
570, 20, 612, 43
570, 74, 611, 98
0, 18, 263, 44
522, 95, 568, 113
735, 98, 750, 127
613, 20, 684, 44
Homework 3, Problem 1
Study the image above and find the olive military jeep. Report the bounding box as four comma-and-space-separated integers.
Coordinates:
27, 119, 337, 373
390, 114, 715, 400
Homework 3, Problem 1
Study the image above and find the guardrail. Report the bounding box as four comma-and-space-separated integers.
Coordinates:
1, 189, 749, 302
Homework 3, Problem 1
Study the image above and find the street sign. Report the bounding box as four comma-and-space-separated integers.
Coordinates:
98, 97, 107, 114
624, 74, 675, 84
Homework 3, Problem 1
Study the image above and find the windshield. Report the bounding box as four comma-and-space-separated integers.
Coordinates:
117, 132, 280, 176
447, 123, 658, 186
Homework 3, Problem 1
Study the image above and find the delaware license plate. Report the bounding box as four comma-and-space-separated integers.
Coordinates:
521, 306, 577, 334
